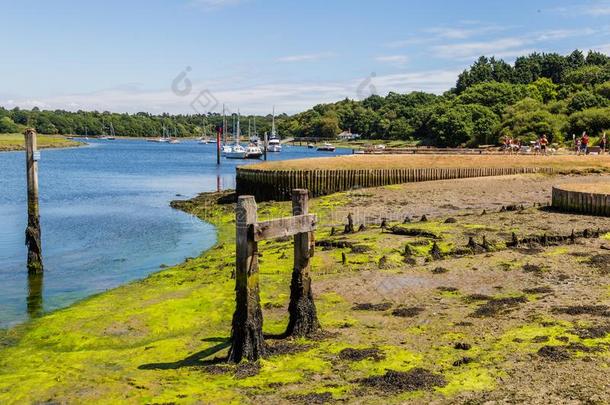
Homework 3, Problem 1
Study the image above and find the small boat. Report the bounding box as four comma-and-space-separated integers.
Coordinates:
100, 122, 116, 140
267, 136, 281, 152
317, 142, 336, 152
266, 107, 282, 152
197, 137, 210, 144
225, 144, 247, 159
169, 138, 180, 144
225, 110, 248, 159
307, 143, 314, 149
245, 144, 263, 159
221, 144, 233, 156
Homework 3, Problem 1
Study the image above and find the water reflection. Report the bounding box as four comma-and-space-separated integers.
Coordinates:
27, 272, 44, 319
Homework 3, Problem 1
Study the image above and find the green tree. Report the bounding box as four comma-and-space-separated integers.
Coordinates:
0, 116, 19, 133
566, 107, 610, 136
567, 91, 609, 114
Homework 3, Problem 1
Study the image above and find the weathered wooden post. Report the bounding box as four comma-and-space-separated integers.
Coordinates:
27, 272, 44, 318
24, 128, 43, 273
228, 196, 266, 363
285, 189, 320, 337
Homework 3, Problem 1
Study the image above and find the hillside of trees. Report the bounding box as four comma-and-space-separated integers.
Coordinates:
0, 108, 284, 139
2, 50, 609, 146
279, 49, 610, 146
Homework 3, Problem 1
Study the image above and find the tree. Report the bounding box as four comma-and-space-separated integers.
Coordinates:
563, 65, 610, 86
0, 116, 19, 133
499, 98, 565, 142
596, 81, 610, 99
529, 78, 558, 103
458, 82, 536, 114
585, 50, 610, 66
567, 107, 610, 136
567, 91, 609, 114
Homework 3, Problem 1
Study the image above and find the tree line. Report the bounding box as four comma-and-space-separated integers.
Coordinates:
1, 50, 609, 147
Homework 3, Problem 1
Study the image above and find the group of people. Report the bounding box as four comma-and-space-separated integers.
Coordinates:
502, 134, 551, 155
501, 132, 608, 155
574, 132, 607, 155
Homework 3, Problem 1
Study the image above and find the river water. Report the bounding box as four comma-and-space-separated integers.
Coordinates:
0, 139, 349, 327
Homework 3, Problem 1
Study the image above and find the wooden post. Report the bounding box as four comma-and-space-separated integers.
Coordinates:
285, 189, 320, 337
27, 272, 44, 318
228, 196, 266, 363
24, 128, 43, 274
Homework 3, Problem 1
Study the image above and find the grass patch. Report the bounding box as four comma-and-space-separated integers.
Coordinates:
0, 133, 82, 151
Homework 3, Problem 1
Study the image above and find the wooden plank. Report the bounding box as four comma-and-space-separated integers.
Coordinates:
254, 213, 317, 241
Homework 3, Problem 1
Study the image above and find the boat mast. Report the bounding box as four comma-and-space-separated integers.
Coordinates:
236, 109, 241, 145
222, 104, 226, 144
271, 106, 276, 137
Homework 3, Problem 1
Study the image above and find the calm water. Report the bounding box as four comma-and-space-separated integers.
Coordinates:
0, 139, 350, 327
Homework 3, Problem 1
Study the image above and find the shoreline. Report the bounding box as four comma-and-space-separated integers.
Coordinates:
2, 173, 610, 403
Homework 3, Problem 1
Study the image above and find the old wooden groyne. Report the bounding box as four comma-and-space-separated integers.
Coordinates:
236, 166, 556, 201
552, 184, 610, 217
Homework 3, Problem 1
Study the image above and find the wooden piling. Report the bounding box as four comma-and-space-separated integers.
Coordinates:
228, 196, 266, 363
285, 189, 319, 337
24, 129, 43, 274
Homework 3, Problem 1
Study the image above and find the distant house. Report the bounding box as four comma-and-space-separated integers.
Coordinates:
337, 130, 361, 141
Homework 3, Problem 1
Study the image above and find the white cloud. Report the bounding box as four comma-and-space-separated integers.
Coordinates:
375, 55, 408, 66
535, 28, 597, 41
425, 25, 501, 40
386, 24, 504, 48
554, 2, 610, 16
1, 69, 460, 115
276, 52, 335, 63
432, 37, 528, 60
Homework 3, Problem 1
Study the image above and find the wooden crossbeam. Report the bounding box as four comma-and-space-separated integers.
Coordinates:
253, 214, 317, 241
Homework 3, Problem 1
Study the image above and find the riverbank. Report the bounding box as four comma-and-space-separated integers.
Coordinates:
0, 134, 83, 151
1, 172, 610, 403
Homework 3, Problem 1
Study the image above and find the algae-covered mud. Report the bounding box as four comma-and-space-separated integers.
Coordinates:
1, 172, 609, 404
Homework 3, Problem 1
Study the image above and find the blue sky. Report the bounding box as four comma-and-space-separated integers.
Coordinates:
1, 0, 609, 114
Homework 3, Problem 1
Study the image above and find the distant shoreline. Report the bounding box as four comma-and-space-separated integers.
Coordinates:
0, 134, 84, 152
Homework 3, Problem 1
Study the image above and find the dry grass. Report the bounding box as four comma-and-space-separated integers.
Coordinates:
246, 154, 610, 171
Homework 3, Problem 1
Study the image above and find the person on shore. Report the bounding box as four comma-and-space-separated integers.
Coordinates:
575, 136, 581, 155
601, 132, 607, 155
581, 132, 590, 155
539, 134, 548, 155
533, 138, 540, 155
502, 136, 510, 154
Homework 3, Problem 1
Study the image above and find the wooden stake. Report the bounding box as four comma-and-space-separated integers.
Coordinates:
24, 128, 43, 274
285, 189, 320, 337
228, 195, 266, 363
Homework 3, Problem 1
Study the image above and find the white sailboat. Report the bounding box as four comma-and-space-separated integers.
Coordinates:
221, 105, 233, 155
225, 111, 247, 159
267, 106, 282, 152
168, 127, 181, 144
198, 118, 210, 144
107, 123, 116, 140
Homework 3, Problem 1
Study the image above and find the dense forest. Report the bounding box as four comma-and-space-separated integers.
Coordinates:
1, 50, 610, 146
